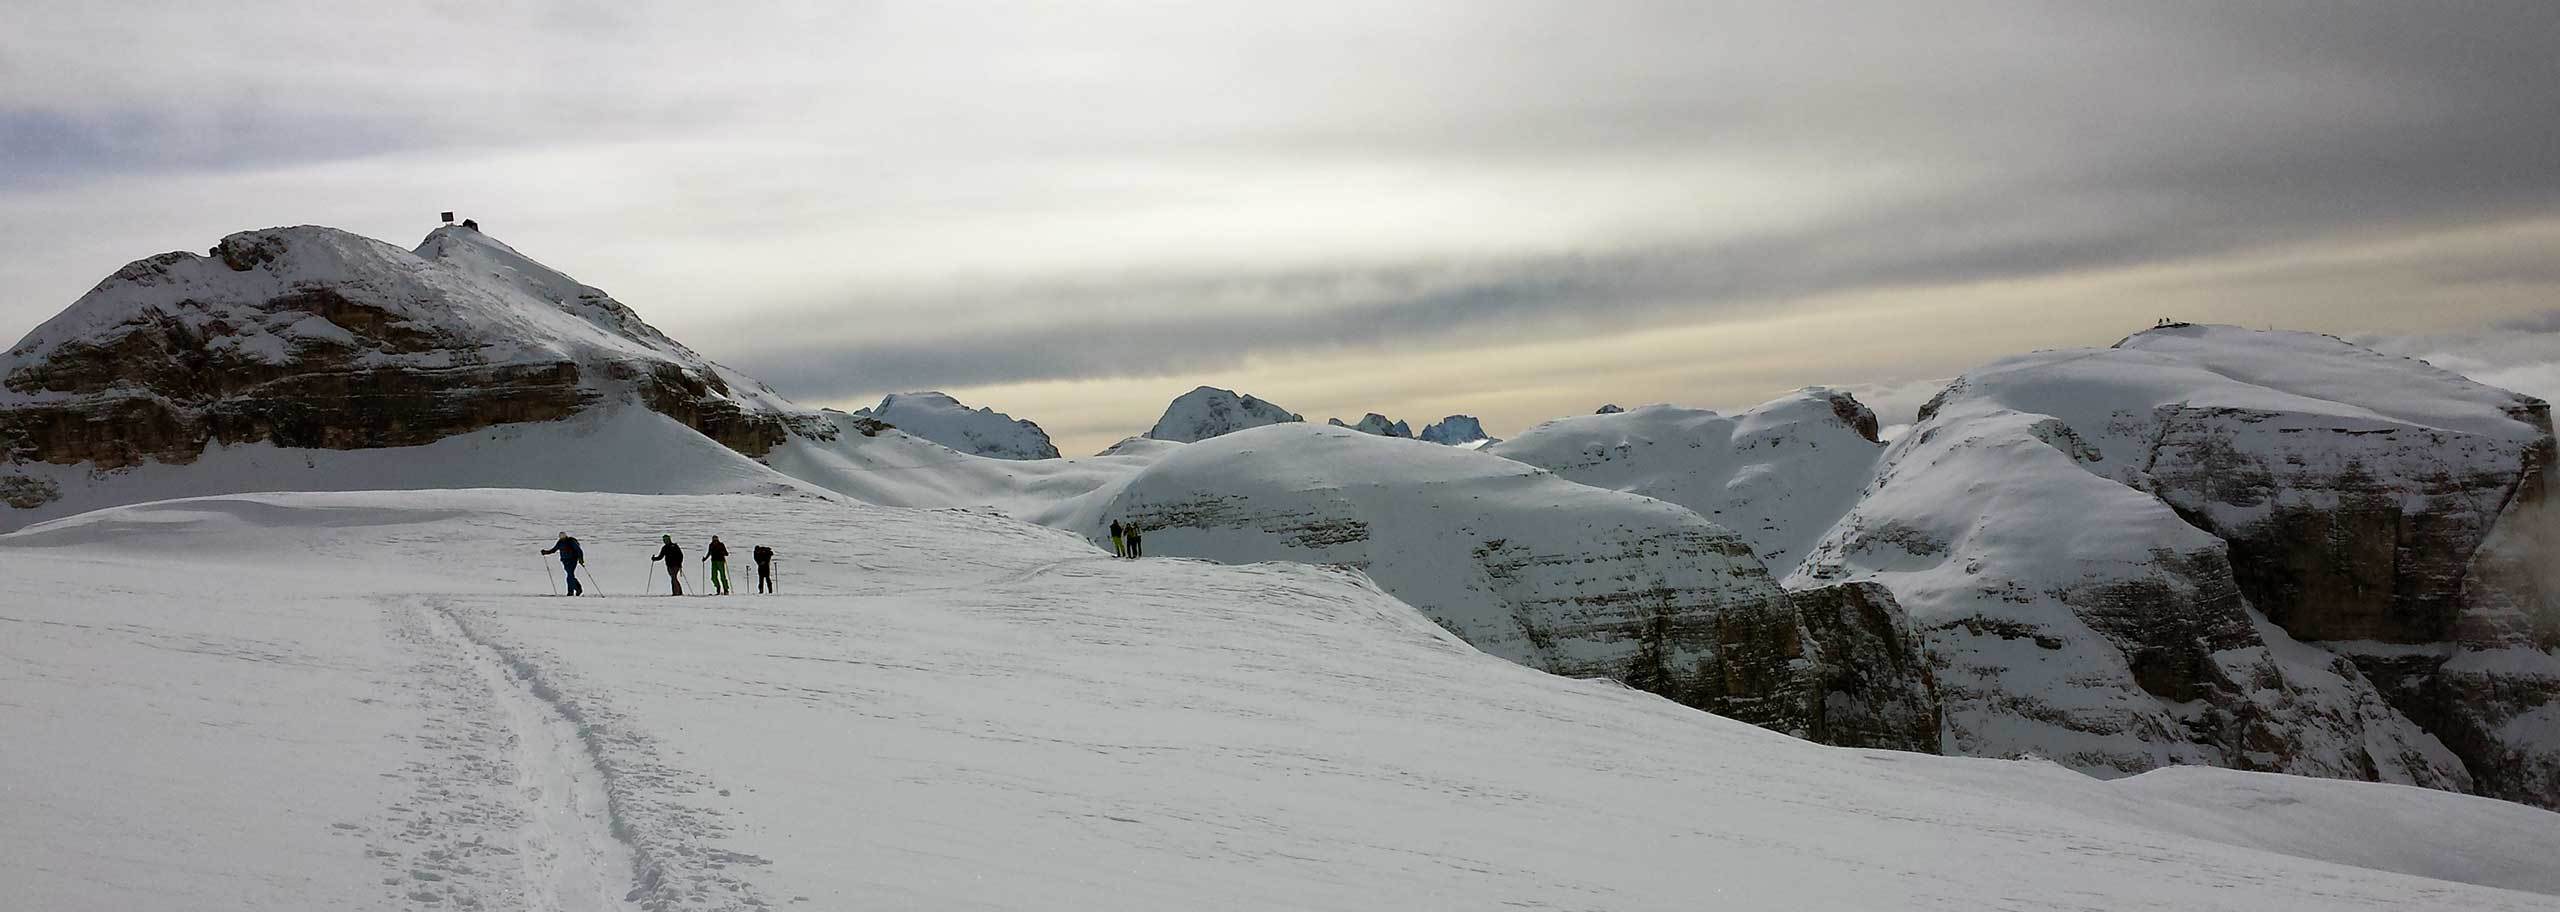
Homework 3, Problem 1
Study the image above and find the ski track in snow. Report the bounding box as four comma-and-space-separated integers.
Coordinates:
426, 599, 639, 912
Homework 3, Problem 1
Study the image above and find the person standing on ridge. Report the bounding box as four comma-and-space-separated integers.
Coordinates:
752, 544, 775, 593
540, 532, 586, 596
652, 535, 685, 595
1109, 519, 1126, 558
707, 535, 732, 596
1126, 524, 1143, 559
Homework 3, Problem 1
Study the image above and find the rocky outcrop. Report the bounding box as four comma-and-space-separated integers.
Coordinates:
1796, 400, 2470, 790
1327, 413, 1412, 438
0, 226, 817, 474
1794, 325, 2557, 807
1070, 422, 1938, 751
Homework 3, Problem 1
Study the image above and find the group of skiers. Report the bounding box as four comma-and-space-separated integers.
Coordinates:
540, 533, 776, 597
1107, 520, 1145, 559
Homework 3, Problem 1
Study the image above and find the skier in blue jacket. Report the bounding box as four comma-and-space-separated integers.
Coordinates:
540, 533, 586, 596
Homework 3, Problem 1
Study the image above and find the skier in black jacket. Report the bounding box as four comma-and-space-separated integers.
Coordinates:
752, 545, 775, 594
652, 535, 685, 595
540, 533, 586, 596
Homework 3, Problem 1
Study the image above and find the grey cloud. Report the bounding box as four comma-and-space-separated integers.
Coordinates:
7, 1, 2560, 407
2358, 310, 2560, 407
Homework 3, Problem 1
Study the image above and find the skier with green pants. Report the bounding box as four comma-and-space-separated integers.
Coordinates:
707, 535, 733, 596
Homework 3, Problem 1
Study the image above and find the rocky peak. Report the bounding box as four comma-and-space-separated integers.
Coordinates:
852, 391, 1060, 460
1418, 415, 1495, 446
1, 224, 817, 476
1144, 386, 1303, 443
1328, 413, 1413, 438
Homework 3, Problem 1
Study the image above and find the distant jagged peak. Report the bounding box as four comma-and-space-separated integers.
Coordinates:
1328, 412, 1414, 438
1145, 386, 1304, 443
1594, 403, 1625, 414
1418, 414, 1497, 447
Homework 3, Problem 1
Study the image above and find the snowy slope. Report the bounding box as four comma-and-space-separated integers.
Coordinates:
0, 406, 835, 530
761, 410, 1162, 521
1491, 389, 1882, 572
1143, 386, 1302, 442
1043, 422, 1941, 748
851, 391, 1061, 460
5, 489, 2557, 911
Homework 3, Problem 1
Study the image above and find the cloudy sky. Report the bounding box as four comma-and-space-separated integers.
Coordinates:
5, 2, 2557, 453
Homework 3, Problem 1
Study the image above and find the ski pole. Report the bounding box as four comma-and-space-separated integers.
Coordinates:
540, 553, 557, 596
585, 560, 603, 597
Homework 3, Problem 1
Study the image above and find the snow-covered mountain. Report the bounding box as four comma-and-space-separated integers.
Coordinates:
8, 223, 2553, 810
1417, 414, 1497, 447
0, 224, 839, 527
851, 390, 1060, 460
10, 490, 2557, 910
1491, 388, 1881, 571
1144, 386, 1303, 442
1326, 412, 1413, 437
1054, 422, 1939, 750
1794, 324, 2560, 807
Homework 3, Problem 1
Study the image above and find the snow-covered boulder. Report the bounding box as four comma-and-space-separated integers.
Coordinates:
851, 391, 1060, 460
1491, 389, 1882, 572
1063, 423, 1938, 750
1418, 414, 1497, 447
1143, 386, 1303, 443
1797, 324, 2560, 807
1595, 403, 1625, 414
1327, 413, 1412, 438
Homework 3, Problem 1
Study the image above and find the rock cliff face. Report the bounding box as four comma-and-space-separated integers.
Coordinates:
1791, 325, 2558, 807
1064, 423, 1938, 751
1143, 387, 1302, 443
0, 225, 817, 486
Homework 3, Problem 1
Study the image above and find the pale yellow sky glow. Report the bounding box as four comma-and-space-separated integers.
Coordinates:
919, 216, 2560, 456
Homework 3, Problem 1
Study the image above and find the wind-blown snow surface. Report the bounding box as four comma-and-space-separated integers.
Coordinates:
1054, 423, 1802, 683
6, 489, 2558, 910
1491, 389, 1883, 572
852, 391, 1061, 460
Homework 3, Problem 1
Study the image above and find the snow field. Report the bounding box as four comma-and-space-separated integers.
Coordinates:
5, 490, 2558, 910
